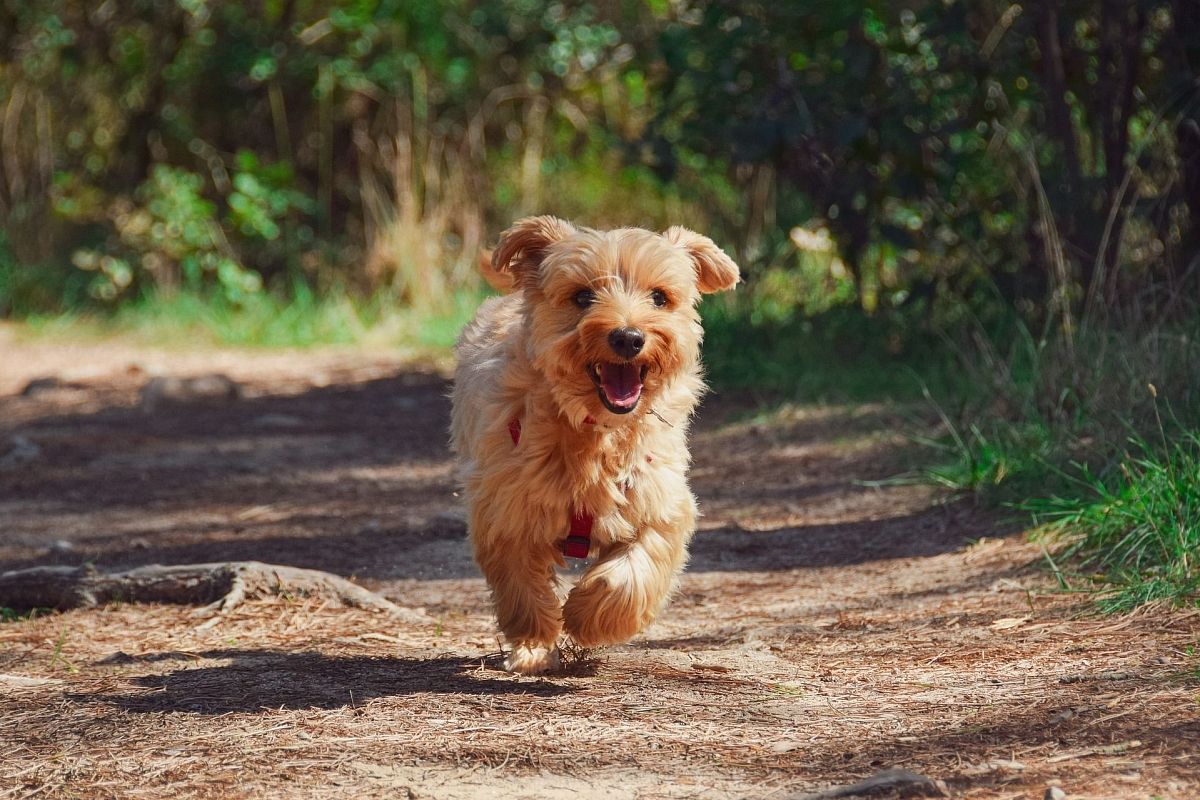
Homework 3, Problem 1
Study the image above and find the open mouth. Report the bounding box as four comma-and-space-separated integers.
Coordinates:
588, 362, 648, 415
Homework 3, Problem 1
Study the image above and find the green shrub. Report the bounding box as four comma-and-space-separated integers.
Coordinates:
701, 297, 961, 402
69, 165, 264, 305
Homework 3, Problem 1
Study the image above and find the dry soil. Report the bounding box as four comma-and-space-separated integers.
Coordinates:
1, 326, 1196, 799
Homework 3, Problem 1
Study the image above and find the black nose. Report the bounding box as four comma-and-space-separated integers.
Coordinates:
607, 327, 645, 359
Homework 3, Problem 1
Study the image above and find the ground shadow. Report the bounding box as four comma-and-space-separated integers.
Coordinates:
0, 504, 1000, 583
788, 695, 1200, 796
2, 366, 1006, 581
72, 649, 571, 714
0, 514, 473, 579
688, 506, 1000, 573
1, 370, 453, 507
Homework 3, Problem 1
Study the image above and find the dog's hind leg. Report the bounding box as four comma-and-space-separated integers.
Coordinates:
561, 518, 691, 647
475, 539, 564, 674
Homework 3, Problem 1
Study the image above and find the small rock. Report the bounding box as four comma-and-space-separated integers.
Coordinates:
48, 539, 75, 554
810, 767, 951, 799
97, 651, 136, 665
1048, 708, 1074, 725
19, 376, 91, 399
140, 374, 243, 411
1045, 787, 1067, 800
20, 376, 67, 396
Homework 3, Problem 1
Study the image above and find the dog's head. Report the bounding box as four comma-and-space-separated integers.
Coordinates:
490, 216, 739, 422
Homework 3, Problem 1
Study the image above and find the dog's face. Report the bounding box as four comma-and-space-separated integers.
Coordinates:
490, 216, 739, 421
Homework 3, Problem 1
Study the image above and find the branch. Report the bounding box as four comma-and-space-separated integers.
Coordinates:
0, 562, 427, 623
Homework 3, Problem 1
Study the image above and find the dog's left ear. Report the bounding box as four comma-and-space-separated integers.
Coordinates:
492, 216, 577, 288
663, 226, 741, 293
477, 249, 516, 293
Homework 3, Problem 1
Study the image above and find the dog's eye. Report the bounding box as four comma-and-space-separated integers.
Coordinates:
573, 289, 596, 309
650, 289, 669, 308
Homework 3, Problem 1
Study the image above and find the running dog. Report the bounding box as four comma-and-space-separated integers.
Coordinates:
451, 216, 739, 673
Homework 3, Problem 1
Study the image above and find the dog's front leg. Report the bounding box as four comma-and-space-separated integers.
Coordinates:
474, 535, 564, 674
561, 517, 691, 647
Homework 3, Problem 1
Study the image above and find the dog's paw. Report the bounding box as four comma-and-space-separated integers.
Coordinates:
504, 643, 561, 675
562, 578, 648, 647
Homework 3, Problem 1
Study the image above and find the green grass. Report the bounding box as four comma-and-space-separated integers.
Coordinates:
1022, 421, 1200, 612
0, 607, 48, 623
906, 310, 1200, 612
48, 627, 78, 672
17, 285, 485, 353
700, 298, 964, 402
917, 417, 1055, 496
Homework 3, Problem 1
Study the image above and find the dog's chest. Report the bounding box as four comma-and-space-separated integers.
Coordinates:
569, 433, 665, 523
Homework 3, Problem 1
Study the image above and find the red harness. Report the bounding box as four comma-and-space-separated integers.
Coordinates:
508, 417, 593, 559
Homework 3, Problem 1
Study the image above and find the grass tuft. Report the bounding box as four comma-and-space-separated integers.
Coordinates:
1, 606, 48, 623
918, 420, 1053, 495
1023, 424, 1200, 612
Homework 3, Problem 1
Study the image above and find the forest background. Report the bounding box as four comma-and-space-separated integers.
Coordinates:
2, 0, 1198, 609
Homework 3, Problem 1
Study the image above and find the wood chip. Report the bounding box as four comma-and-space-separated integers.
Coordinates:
1047, 740, 1143, 763
989, 617, 1030, 631
0, 673, 64, 689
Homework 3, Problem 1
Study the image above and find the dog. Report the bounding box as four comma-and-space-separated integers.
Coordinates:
450, 216, 739, 674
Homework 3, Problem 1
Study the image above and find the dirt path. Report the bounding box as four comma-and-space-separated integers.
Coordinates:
1, 329, 1196, 799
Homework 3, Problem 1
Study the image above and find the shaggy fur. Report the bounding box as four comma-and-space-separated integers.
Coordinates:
450, 216, 739, 674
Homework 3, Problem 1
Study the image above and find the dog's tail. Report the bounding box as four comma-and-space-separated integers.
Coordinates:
478, 249, 516, 293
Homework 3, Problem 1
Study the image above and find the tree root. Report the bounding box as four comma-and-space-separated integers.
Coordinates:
0, 562, 427, 623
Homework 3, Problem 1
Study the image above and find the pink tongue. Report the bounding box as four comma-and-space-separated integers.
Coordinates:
600, 362, 642, 406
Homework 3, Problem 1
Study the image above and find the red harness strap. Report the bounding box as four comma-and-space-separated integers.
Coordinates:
508, 417, 593, 559
563, 513, 593, 559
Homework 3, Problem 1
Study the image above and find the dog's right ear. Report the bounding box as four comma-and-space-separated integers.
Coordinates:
663, 226, 741, 294
491, 216, 576, 288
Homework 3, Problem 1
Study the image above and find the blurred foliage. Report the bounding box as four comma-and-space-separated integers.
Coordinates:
0, 0, 1197, 326
2, 0, 1198, 610
650, 1, 1200, 324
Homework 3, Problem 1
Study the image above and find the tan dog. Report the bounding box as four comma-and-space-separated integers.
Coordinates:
451, 216, 739, 674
